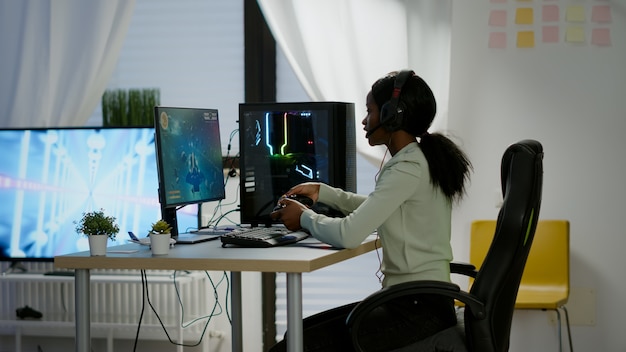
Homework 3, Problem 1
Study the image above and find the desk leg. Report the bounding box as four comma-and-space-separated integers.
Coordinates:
286, 273, 303, 352
231, 271, 243, 352
75, 269, 91, 352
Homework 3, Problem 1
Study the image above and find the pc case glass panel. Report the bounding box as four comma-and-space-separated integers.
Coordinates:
239, 102, 355, 226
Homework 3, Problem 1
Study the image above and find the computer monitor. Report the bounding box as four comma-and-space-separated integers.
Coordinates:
153, 106, 225, 237
238, 101, 356, 227
0, 126, 198, 263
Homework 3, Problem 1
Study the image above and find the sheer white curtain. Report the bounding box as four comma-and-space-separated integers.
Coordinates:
257, 0, 451, 165
0, 0, 135, 128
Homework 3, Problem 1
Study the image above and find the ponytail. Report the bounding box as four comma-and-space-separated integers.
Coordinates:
419, 132, 472, 203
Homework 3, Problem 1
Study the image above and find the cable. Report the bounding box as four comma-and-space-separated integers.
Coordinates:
134, 270, 231, 349
223, 271, 232, 324
374, 233, 384, 285
374, 147, 389, 183
173, 270, 227, 328
200, 128, 241, 229
210, 207, 241, 228
133, 270, 148, 352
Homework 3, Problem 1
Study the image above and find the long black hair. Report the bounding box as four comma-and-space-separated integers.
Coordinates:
371, 71, 472, 203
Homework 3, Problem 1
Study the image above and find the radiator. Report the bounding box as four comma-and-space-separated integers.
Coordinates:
0, 262, 225, 349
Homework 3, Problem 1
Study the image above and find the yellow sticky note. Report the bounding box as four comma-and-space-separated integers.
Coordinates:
566, 5, 586, 23
517, 31, 535, 48
516, 8, 534, 24
566, 26, 585, 43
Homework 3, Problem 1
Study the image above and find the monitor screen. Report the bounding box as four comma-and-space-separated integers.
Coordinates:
0, 127, 199, 262
238, 102, 356, 226
153, 107, 225, 236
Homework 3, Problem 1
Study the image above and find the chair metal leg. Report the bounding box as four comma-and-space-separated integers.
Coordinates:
555, 308, 562, 352
561, 306, 573, 352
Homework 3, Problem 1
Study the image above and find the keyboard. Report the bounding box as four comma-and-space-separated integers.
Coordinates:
220, 227, 309, 248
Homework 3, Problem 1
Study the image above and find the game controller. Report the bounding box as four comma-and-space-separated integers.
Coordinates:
287, 194, 314, 207
272, 194, 314, 211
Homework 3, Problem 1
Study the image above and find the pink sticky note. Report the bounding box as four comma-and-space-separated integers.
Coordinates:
489, 10, 508, 26
592, 28, 611, 46
542, 5, 559, 22
591, 5, 611, 23
542, 26, 559, 43
489, 32, 507, 49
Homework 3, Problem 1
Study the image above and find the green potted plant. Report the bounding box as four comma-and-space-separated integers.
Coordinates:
149, 219, 173, 255
74, 209, 119, 256
149, 219, 172, 235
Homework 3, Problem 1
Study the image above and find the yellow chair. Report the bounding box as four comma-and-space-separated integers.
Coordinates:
470, 219, 572, 352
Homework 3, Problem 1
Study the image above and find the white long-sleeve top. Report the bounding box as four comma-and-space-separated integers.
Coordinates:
300, 142, 453, 287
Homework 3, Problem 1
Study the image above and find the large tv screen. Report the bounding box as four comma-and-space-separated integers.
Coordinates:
0, 127, 198, 262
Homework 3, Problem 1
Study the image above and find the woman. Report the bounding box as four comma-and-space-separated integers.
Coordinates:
270, 70, 472, 351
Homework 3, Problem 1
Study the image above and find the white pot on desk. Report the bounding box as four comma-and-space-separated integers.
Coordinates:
87, 235, 108, 256
149, 233, 172, 256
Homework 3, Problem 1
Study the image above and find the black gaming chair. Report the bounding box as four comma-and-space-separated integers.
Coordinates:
346, 139, 544, 352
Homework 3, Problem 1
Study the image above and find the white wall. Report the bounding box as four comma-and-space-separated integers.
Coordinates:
449, 1, 626, 350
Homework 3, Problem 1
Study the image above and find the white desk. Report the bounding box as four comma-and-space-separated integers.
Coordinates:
54, 235, 378, 352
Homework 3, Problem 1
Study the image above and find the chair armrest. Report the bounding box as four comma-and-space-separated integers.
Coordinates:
450, 262, 477, 278
346, 280, 486, 330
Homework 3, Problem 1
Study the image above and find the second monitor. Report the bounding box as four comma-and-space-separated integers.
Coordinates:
153, 106, 226, 237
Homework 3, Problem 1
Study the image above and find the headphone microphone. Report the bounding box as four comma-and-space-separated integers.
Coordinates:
365, 123, 382, 138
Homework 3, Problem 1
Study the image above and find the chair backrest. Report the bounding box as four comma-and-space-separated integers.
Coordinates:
465, 140, 544, 352
469, 220, 569, 308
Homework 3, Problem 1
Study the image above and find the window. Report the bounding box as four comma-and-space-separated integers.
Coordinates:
87, 0, 244, 156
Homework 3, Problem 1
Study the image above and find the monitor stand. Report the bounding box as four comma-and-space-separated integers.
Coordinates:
161, 206, 180, 239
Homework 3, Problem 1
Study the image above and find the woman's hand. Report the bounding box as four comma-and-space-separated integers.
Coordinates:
270, 198, 309, 231
271, 182, 321, 231
284, 182, 321, 203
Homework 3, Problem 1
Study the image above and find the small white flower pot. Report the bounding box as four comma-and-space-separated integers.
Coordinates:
88, 235, 108, 256
150, 233, 171, 256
